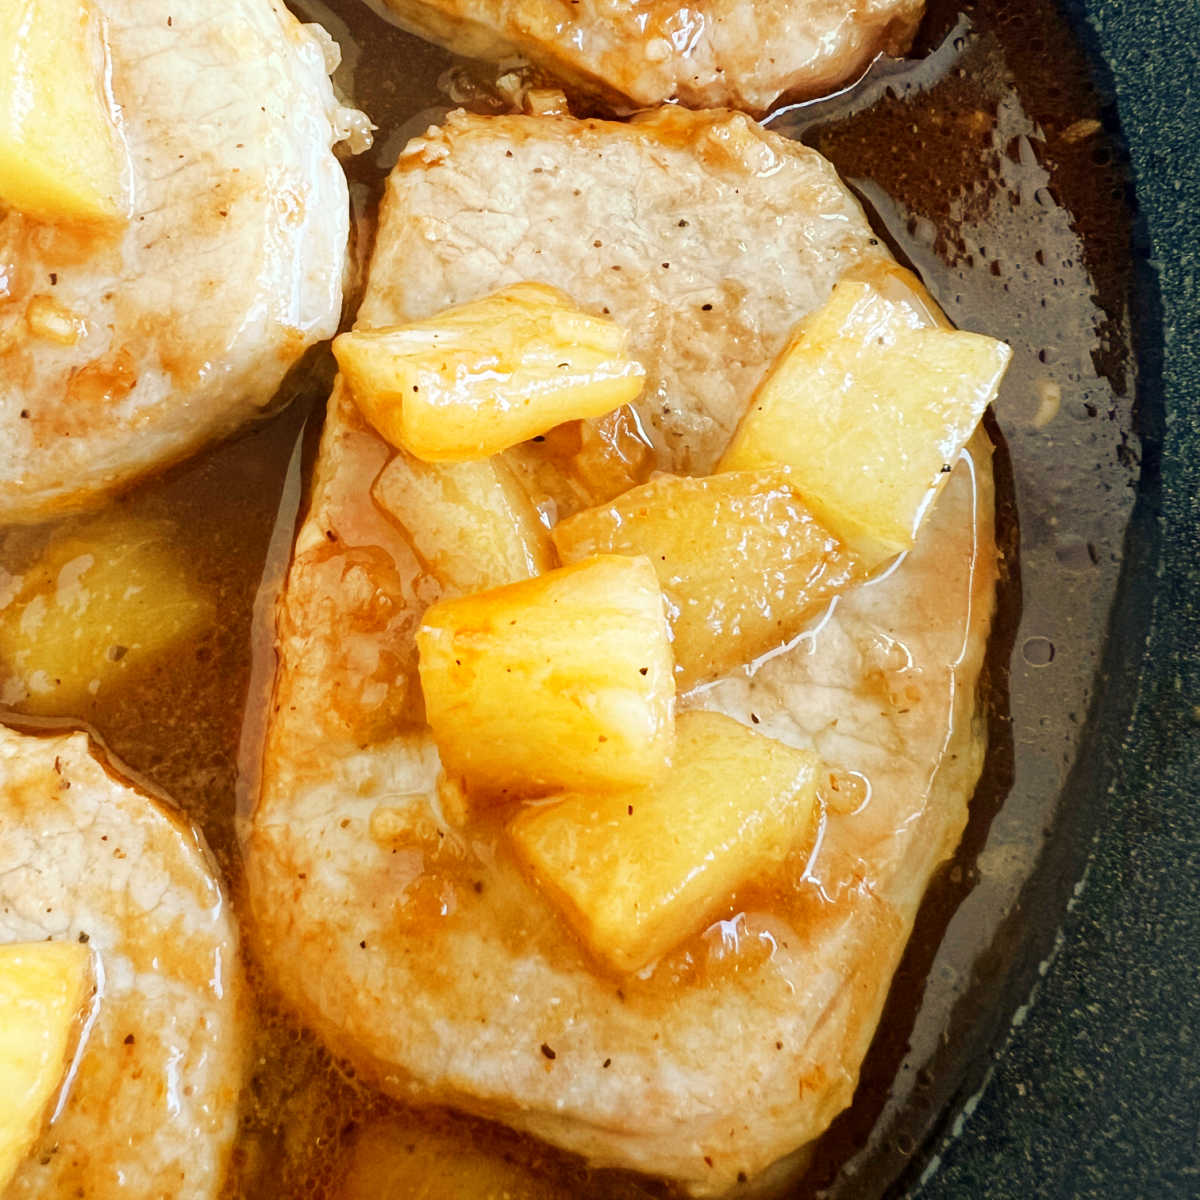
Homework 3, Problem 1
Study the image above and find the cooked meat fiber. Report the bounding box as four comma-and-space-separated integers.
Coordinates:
0, 726, 245, 1198
371, 0, 924, 113
0, 0, 363, 524
246, 107, 996, 1193
361, 107, 888, 475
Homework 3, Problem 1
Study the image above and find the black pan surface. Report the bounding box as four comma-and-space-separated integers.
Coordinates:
910, 1, 1200, 1194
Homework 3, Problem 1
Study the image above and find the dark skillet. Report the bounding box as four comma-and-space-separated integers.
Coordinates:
287, 1, 1200, 1193
708, 0, 1199, 1191
903, 2, 1200, 1194
4, 0, 1185, 1192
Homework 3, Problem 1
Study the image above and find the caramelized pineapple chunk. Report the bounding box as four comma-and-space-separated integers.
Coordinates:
417, 555, 674, 794
0, 517, 214, 714
571, 406, 656, 504
338, 1117, 560, 1200
0, 0, 130, 223
334, 283, 646, 462
720, 268, 1011, 564
840, 257, 955, 330
0, 942, 92, 1190
553, 469, 859, 688
510, 711, 819, 973
503, 404, 657, 526
373, 451, 555, 595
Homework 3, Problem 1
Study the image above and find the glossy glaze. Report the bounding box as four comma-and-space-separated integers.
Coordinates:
0, 0, 1136, 1193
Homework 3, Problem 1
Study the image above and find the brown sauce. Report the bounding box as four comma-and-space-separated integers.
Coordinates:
0, 0, 1135, 1195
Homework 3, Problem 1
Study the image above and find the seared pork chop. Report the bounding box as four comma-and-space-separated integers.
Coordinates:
245, 106, 996, 1193
0, 726, 245, 1198
371, 0, 924, 113
0, 0, 365, 524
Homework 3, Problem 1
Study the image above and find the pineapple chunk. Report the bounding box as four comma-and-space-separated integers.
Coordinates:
570, 406, 655, 505
0, 0, 130, 224
0, 942, 93, 1190
417, 555, 674, 795
338, 1117, 560, 1200
503, 404, 656, 523
509, 711, 819, 973
0, 516, 214, 715
719, 267, 1011, 564
333, 283, 646, 462
552, 469, 859, 688
372, 451, 554, 595
840, 257, 955, 331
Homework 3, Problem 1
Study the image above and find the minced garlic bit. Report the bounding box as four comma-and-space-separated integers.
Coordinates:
25, 295, 86, 345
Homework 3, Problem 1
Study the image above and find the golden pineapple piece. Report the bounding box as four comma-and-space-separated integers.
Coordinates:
373, 451, 555, 595
552, 468, 859, 689
0, 942, 93, 1190
0, 0, 130, 224
0, 516, 215, 714
509, 710, 819, 974
571, 406, 656, 505
503, 403, 657, 527
333, 283, 646, 462
720, 266, 1011, 564
417, 555, 674, 795
839, 257, 955, 330
338, 1117, 560, 1200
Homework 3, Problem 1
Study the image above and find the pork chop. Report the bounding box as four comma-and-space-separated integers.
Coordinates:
370, 0, 924, 113
0, 725, 246, 1198
0, 0, 366, 524
245, 106, 997, 1193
